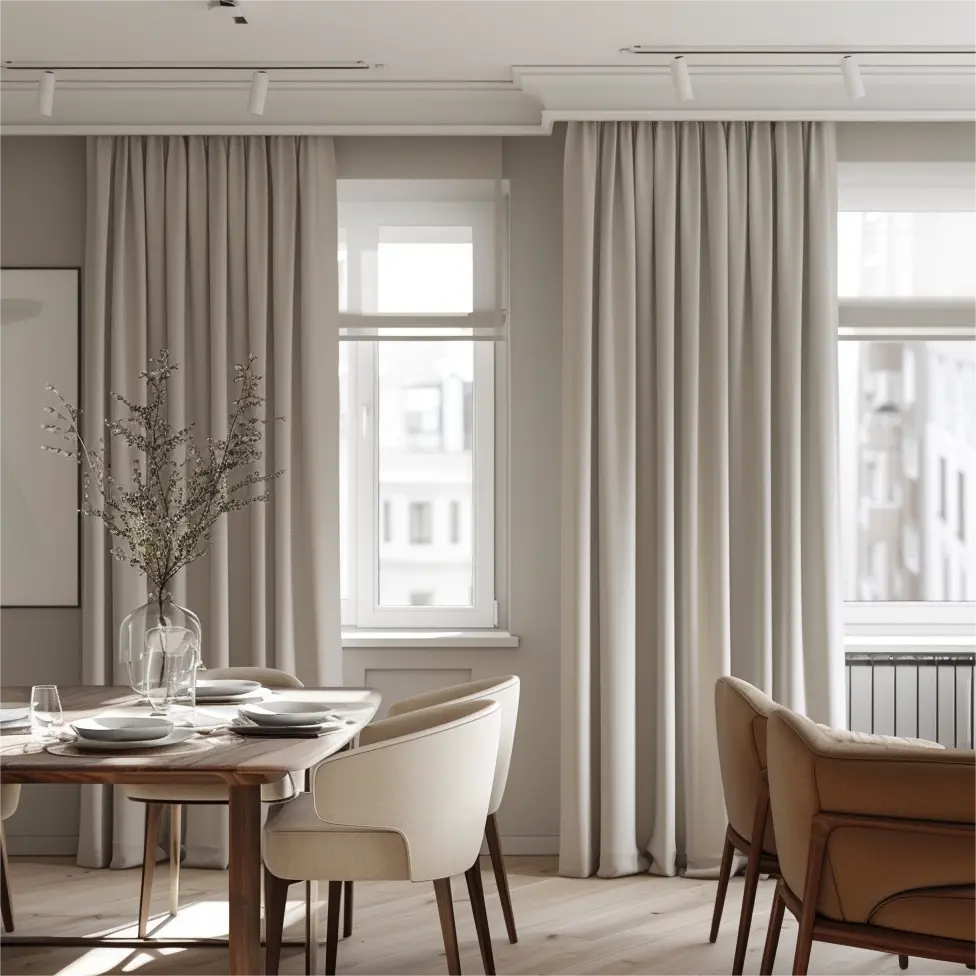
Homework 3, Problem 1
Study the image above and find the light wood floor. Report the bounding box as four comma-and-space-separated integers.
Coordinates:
1, 856, 965, 975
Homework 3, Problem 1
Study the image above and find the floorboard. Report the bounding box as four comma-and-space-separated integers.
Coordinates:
0, 856, 963, 975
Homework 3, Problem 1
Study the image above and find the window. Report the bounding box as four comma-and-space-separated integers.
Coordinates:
939, 458, 948, 520
959, 471, 966, 542
339, 179, 506, 628
838, 161, 975, 634
449, 500, 461, 545
409, 502, 433, 545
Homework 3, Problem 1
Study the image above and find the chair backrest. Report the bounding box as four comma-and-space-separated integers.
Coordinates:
387, 676, 519, 815
204, 666, 303, 690
0, 784, 20, 821
312, 699, 501, 882
714, 676, 778, 853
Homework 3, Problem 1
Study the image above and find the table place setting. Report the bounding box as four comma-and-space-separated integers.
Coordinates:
1, 682, 366, 758
229, 699, 351, 739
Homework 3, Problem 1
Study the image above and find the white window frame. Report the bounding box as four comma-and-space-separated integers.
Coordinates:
339, 180, 506, 630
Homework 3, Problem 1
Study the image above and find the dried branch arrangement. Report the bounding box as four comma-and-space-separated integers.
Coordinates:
43, 350, 282, 598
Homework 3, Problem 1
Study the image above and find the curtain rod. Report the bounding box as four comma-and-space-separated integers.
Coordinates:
2, 62, 374, 71
618, 47, 975, 56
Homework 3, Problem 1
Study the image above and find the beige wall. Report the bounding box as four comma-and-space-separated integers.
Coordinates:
496, 129, 564, 847
1, 135, 87, 854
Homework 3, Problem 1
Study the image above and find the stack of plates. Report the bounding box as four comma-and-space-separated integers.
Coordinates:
0, 702, 29, 732
233, 700, 344, 738
194, 679, 265, 704
70, 716, 195, 751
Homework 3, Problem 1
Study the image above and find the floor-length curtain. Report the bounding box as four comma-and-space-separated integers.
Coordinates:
79, 135, 340, 869
560, 121, 845, 880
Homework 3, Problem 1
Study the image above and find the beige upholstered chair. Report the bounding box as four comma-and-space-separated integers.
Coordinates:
1, 783, 20, 932
761, 707, 976, 975
712, 676, 780, 974
338, 674, 521, 957
123, 666, 303, 936
263, 699, 502, 976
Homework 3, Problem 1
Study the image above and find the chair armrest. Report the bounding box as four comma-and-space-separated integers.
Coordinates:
813, 737, 975, 825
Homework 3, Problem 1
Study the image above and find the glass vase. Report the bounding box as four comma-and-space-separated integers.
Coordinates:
120, 593, 203, 715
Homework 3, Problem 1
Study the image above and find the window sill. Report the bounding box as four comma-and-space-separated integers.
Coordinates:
341, 629, 520, 649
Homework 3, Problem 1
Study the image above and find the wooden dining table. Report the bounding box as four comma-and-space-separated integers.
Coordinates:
0, 684, 381, 975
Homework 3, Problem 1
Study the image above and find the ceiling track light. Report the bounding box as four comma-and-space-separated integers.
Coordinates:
670, 56, 694, 102
248, 70, 268, 115
38, 70, 56, 117
841, 55, 866, 100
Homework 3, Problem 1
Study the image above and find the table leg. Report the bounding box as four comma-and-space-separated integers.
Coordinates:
228, 784, 262, 975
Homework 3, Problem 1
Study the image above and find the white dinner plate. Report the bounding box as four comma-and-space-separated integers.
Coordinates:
238, 700, 337, 727
231, 719, 346, 737
195, 680, 263, 701
193, 690, 266, 705
0, 703, 29, 724
72, 716, 174, 742
67, 727, 198, 752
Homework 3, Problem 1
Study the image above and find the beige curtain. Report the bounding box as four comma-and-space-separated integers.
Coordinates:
79, 135, 340, 869
560, 121, 845, 880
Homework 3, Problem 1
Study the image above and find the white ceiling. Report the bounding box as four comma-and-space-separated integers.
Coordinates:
1, 1, 973, 132
2, 1, 974, 80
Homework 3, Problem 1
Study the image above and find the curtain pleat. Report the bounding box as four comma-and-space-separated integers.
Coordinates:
78, 135, 339, 869
560, 121, 843, 880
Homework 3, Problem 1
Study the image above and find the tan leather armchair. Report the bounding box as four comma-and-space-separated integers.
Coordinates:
761, 707, 975, 975
712, 677, 780, 974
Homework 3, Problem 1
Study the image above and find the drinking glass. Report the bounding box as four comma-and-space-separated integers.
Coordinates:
30, 685, 63, 740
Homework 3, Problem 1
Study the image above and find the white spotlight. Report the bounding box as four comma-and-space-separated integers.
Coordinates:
248, 70, 269, 116
841, 56, 866, 100
670, 56, 694, 103
38, 70, 56, 117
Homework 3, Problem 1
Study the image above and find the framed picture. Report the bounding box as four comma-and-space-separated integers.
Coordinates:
1, 268, 81, 608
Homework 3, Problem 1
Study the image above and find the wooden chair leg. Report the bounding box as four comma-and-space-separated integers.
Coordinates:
0, 818, 13, 933
466, 861, 495, 975
709, 830, 735, 943
325, 880, 342, 976
733, 841, 763, 974
306, 880, 321, 976
434, 877, 462, 976
898, 956, 909, 970
734, 775, 771, 974
169, 803, 182, 917
484, 813, 517, 944
138, 802, 163, 938
343, 880, 354, 938
760, 881, 786, 976
264, 869, 290, 976
793, 820, 830, 976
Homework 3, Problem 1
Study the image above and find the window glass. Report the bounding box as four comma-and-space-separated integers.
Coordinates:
838, 212, 976, 298
377, 340, 474, 607
378, 227, 473, 314
838, 340, 975, 601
